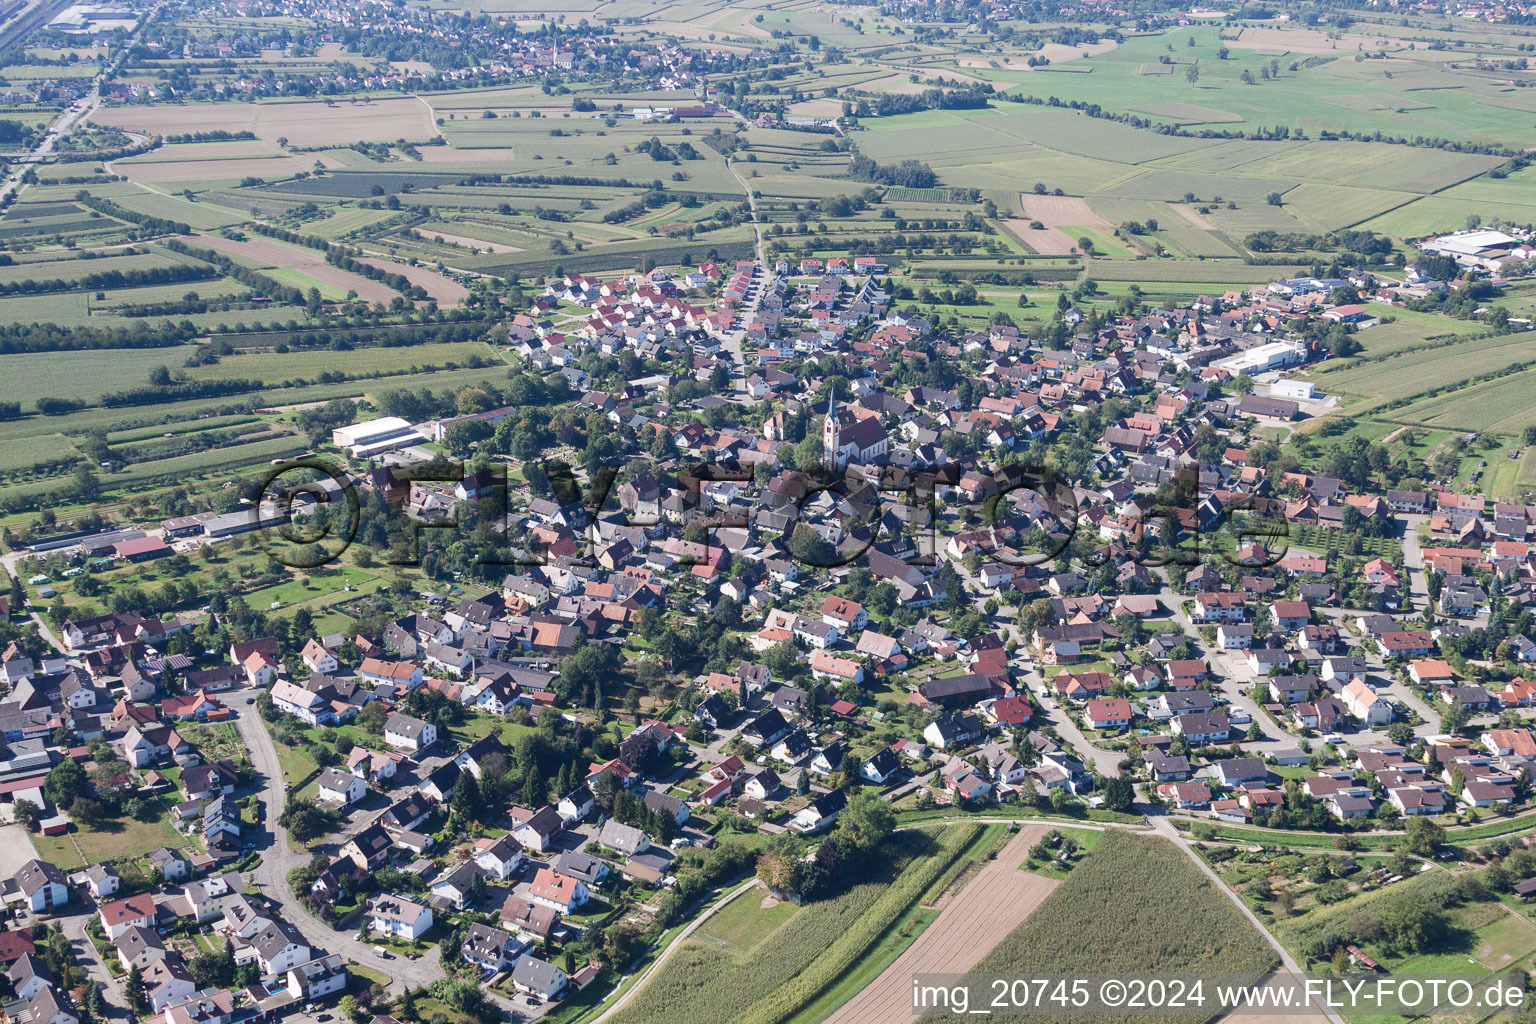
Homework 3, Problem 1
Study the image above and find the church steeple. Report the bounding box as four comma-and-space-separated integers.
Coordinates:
822, 392, 843, 470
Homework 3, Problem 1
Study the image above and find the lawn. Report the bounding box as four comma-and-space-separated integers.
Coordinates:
271, 733, 321, 789
1021, 825, 1102, 879
243, 564, 383, 610
696, 894, 797, 951
31, 800, 194, 870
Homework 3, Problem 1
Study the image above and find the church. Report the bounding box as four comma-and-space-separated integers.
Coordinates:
822, 395, 889, 470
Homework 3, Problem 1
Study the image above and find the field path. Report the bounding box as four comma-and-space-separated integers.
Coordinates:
823, 825, 1059, 1024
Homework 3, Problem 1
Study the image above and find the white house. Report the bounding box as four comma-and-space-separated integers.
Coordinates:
301, 639, 339, 675
528, 868, 588, 915
384, 712, 437, 753
317, 768, 366, 808
1341, 679, 1392, 726
474, 835, 526, 880
368, 895, 434, 941
12, 860, 68, 913
286, 954, 348, 1002
99, 893, 157, 941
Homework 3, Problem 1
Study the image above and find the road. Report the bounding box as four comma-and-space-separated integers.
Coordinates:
720, 148, 769, 403
1148, 816, 1344, 1024
0, 2, 163, 205
228, 688, 445, 991
1400, 514, 1429, 611
60, 900, 132, 1020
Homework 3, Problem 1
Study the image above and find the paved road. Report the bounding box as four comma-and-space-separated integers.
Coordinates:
721, 145, 769, 404
1158, 593, 1290, 752
59, 900, 132, 1020
1400, 514, 1429, 612
228, 689, 444, 991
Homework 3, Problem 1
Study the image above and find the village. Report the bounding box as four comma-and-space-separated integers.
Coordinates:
0, 216, 1527, 1024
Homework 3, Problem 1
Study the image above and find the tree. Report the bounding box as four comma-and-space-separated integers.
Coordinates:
1380, 895, 1447, 954
1185, 65, 1199, 84
126, 964, 148, 1016
1101, 775, 1135, 811
1401, 815, 1444, 857
339, 996, 365, 1024
838, 791, 894, 853
452, 769, 481, 821
44, 758, 87, 809
278, 798, 335, 843
1266, 192, 1283, 206
12, 798, 40, 829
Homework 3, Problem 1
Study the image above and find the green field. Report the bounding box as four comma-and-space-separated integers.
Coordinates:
0, 345, 202, 406
609, 825, 977, 1024
975, 831, 1278, 1021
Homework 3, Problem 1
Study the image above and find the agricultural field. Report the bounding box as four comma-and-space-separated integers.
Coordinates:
822, 826, 1058, 1024
609, 825, 979, 1024
973, 831, 1279, 1019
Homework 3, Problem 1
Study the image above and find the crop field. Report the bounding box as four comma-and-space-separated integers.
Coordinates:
610, 826, 979, 1024
1390, 367, 1536, 434
105, 190, 250, 230
0, 345, 202, 406
824, 826, 1058, 1024
181, 341, 498, 385
1314, 332, 1536, 410
90, 97, 437, 146
972, 832, 1278, 1022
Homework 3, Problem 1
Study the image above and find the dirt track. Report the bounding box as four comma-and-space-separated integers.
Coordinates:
823, 825, 1060, 1024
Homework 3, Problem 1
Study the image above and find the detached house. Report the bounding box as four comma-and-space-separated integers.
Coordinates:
12, 860, 68, 912
99, 892, 157, 940
367, 895, 433, 941
528, 867, 588, 915
384, 713, 437, 753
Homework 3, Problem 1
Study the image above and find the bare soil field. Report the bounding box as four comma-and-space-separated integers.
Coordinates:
1233, 27, 1404, 53
956, 39, 1116, 69
118, 155, 341, 185
418, 228, 523, 253
823, 826, 1060, 1024
91, 97, 435, 146
1171, 202, 1219, 230
187, 233, 401, 305
787, 99, 846, 117
413, 145, 516, 163
126, 141, 288, 162
359, 258, 469, 303
1003, 194, 1113, 255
